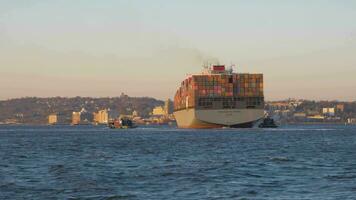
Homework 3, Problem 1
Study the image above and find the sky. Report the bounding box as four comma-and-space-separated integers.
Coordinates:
0, 0, 355, 101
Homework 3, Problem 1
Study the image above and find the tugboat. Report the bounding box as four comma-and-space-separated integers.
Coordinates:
259, 117, 278, 128
108, 117, 137, 129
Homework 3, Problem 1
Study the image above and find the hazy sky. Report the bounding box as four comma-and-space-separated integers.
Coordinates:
1, 0, 355, 101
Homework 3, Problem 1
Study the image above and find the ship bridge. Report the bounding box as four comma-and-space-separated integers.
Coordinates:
202, 65, 233, 75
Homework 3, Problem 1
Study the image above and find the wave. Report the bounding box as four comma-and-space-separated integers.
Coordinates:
268, 156, 295, 162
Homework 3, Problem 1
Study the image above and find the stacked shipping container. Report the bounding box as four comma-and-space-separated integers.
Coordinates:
174, 72, 264, 111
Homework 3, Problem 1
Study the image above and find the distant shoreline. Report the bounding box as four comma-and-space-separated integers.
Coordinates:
1, 123, 355, 127
283, 122, 353, 125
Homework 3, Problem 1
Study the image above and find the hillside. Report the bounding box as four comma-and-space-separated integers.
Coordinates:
0, 94, 164, 124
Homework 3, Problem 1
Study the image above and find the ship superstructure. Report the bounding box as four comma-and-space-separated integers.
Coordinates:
174, 65, 264, 128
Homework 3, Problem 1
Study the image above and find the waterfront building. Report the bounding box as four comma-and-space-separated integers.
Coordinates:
307, 115, 325, 122
336, 104, 345, 112
164, 99, 173, 115
322, 108, 335, 116
152, 106, 166, 116
152, 99, 173, 117
72, 112, 81, 125
268, 102, 290, 111
293, 112, 307, 118
48, 114, 58, 125
93, 109, 109, 124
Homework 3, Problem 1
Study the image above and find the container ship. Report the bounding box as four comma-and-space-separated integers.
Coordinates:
173, 65, 264, 128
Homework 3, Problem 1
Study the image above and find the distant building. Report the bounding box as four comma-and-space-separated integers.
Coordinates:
268, 102, 290, 110
289, 100, 303, 108
307, 110, 320, 116
93, 109, 109, 124
152, 99, 173, 116
347, 118, 356, 124
152, 106, 166, 116
132, 110, 139, 117
164, 99, 173, 115
322, 108, 335, 116
336, 104, 345, 112
293, 112, 307, 118
308, 115, 325, 120
48, 114, 58, 125
307, 115, 325, 122
4, 119, 18, 124
72, 112, 81, 125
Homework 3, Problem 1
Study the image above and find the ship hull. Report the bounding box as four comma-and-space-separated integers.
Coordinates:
174, 108, 264, 129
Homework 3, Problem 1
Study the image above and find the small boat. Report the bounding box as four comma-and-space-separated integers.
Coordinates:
108, 118, 137, 129
259, 117, 278, 128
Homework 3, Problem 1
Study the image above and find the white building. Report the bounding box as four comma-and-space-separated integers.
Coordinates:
322, 108, 335, 116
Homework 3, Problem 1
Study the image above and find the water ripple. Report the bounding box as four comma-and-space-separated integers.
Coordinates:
0, 124, 356, 199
